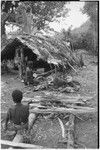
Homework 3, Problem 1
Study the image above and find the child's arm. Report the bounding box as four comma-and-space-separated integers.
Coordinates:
4, 109, 11, 131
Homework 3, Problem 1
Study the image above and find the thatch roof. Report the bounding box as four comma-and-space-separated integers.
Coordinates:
1, 33, 78, 67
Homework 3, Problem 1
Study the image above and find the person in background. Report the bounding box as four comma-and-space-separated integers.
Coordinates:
25, 65, 33, 85
2, 59, 8, 71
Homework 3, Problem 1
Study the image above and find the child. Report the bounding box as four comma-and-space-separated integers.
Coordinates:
4, 90, 29, 133
4, 90, 37, 134
25, 66, 33, 85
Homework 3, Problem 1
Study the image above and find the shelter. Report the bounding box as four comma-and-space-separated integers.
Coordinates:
1, 33, 78, 71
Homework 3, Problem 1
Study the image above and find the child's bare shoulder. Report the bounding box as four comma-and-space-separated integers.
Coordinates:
21, 104, 29, 110
8, 104, 16, 110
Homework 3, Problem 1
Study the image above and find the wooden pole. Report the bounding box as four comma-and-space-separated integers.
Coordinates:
1, 140, 43, 149
30, 107, 96, 115
22, 95, 93, 103
20, 47, 24, 79
67, 114, 75, 148
28, 113, 37, 130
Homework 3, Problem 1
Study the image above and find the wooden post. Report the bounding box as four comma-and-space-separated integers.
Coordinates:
28, 113, 37, 130
67, 114, 75, 149
20, 47, 24, 80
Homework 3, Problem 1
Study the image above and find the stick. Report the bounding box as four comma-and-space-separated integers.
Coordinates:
66, 105, 95, 110
1, 140, 43, 149
67, 114, 75, 148
29, 107, 96, 114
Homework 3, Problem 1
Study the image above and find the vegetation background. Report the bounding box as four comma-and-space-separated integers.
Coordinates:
1, 1, 98, 55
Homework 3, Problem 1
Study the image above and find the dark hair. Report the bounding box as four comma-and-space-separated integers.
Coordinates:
12, 90, 23, 103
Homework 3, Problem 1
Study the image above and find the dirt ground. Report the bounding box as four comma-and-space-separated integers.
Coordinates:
1, 52, 98, 148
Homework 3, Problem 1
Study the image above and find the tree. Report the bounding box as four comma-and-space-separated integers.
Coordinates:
1, 0, 19, 36
82, 2, 98, 54
1, 1, 67, 35
23, 1, 68, 29
82, 2, 98, 26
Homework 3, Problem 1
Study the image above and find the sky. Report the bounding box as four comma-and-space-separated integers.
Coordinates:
49, 2, 89, 32
6, 2, 89, 34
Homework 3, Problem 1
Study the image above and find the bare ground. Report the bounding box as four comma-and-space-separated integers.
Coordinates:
1, 52, 98, 148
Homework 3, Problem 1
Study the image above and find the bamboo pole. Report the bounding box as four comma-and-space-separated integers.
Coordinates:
67, 114, 75, 148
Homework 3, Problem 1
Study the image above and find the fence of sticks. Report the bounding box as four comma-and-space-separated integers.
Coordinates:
1, 94, 97, 149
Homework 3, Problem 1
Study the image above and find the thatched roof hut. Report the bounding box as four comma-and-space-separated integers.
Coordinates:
1, 33, 78, 68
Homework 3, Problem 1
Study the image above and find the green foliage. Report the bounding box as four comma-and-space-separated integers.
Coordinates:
82, 2, 98, 26
67, 2, 98, 56
22, 1, 67, 30
1, 1, 18, 36
1, 1, 67, 34
1, 1, 19, 13
81, 2, 98, 55
71, 27, 98, 55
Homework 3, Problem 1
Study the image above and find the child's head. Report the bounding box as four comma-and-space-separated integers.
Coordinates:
12, 90, 23, 103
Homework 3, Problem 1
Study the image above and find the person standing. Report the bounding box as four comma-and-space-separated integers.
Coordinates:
25, 65, 33, 85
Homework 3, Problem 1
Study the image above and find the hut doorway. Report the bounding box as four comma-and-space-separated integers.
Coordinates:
1, 38, 54, 75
